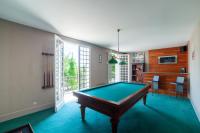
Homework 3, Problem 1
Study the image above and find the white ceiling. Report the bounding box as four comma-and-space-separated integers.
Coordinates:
0, 0, 200, 52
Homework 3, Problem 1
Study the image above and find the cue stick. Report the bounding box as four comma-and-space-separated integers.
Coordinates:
43, 53, 46, 88
49, 52, 51, 87
52, 54, 54, 87
52, 71, 54, 86
47, 51, 49, 87
48, 53, 50, 87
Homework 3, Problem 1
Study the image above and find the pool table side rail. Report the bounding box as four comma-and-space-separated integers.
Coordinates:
118, 84, 150, 116
73, 91, 119, 117
73, 83, 151, 118
79, 82, 147, 93
119, 83, 150, 105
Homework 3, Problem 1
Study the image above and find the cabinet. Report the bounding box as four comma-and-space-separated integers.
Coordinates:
132, 52, 145, 82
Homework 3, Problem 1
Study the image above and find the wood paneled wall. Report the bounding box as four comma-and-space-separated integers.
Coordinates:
143, 72, 189, 97
149, 46, 188, 73
143, 46, 189, 97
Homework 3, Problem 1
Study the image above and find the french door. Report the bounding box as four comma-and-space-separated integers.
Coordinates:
54, 35, 65, 112
108, 53, 129, 83
119, 54, 129, 82
108, 52, 117, 83
108, 52, 120, 83
79, 46, 90, 90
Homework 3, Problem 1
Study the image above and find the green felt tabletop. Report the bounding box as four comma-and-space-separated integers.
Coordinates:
81, 82, 146, 102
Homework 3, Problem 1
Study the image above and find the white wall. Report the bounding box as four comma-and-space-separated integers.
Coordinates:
144, 51, 149, 72
90, 46, 108, 86
0, 19, 55, 122
0, 19, 108, 122
189, 21, 200, 121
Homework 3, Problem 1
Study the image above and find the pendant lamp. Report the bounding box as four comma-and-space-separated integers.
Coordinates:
119, 60, 127, 65
108, 29, 127, 65
108, 56, 118, 64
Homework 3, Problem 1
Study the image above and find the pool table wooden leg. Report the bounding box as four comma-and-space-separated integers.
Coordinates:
110, 117, 119, 133
143, 95, 147, 105
80, 105, 86, 121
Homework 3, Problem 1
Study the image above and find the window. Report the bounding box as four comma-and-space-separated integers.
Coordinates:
119, 54, 129, 82
111, 65, 116, 82
79, 46, 90, 89
108, 52, 117, 83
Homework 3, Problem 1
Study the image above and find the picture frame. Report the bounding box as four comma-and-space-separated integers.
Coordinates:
158, 55, 178, 64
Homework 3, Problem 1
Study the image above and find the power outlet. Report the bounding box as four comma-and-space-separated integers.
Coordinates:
33, 101, 37, 105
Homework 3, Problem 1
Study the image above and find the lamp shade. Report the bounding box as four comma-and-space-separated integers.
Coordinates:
108, 56, 118, 64
119, 60, 127, 65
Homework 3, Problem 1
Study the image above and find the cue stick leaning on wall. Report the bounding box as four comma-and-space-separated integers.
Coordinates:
52, 53, 54, 87
49, 52, 51, 87
43, 52, 46, 88
46, 51, 49, 87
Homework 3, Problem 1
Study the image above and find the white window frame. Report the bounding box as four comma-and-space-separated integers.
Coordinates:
108, 52, 119, 83
119, 54, 129, 82
54, 35, 65, 112
78, 45, 91, 89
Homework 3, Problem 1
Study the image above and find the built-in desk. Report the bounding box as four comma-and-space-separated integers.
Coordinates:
143, 72, 189, 97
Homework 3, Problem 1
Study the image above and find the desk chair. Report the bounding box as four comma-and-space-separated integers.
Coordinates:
148, 75, 159, 93
170, 76, 185, 96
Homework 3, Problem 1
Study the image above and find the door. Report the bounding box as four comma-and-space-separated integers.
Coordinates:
54, 35, 65, 112
108, 52, 113, 83
108, 52, 116, 83
79, 46, 90, 90
119, 54, 129, 82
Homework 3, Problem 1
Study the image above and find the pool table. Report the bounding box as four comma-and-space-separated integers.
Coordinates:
73, 82, 150, 133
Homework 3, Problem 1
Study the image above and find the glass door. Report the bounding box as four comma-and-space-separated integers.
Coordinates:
79, 46, 90, 90
108, 52, 116, 83
54, 35, 65, 112
119, 54, 129, 82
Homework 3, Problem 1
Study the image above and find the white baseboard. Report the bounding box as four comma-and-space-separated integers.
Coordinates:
0, 103, 54, 123
190, 98, 200, 122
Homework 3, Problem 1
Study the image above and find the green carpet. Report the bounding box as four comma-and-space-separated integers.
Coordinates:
0, 94, 200, 133
83, 82, 145, 102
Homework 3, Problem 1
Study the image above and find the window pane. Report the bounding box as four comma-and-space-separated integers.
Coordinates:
119, 54, 129, 82
79, 47, 90, 89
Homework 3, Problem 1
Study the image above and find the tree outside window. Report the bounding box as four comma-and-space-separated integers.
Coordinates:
64, 53, 78, 91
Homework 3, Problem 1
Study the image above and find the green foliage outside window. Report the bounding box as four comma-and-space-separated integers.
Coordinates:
111, 65, 115, 80
64, 54, 78, 90
111, 52, 116, 82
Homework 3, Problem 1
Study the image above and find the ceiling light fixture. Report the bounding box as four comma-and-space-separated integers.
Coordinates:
108, 29, 127, 65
